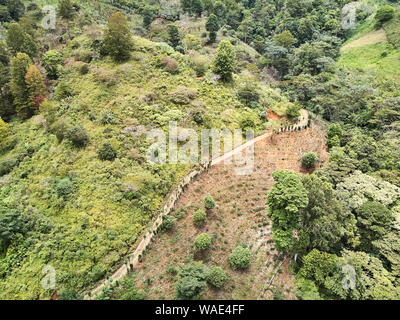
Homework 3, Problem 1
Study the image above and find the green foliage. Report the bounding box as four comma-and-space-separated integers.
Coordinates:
212, 40, 236, 82
229, 245, 251, 270
0, 206, 23, 252
98, 141, 117, 161
356, 201, 394, 252
103, 12, 133, 62
237, 79, 260, 108
58, 0, 75, 20
167, 24, 181, 49
267, 170, 308, 252
207, 266, 228, 288
10, 52, 32, 118
175, 262, 209, 300
56, 177, 75, 199
327, 123, 343, 149
161, 215, 177, 231
299, 174, 356, 254
42, 50, 63, 79
0, 117, 9, 151
193, 209, 207, 227
25, 65, 46, 114
274, 30, 295, 49
301, 152, 318, 169
203, 195, 216, 211
194, 233, 211, 251
206, 14, 219, 43
65, 126, 89, 148
58, 289, 78, 300
375, 5, 395, 25
6, 23, 38, 58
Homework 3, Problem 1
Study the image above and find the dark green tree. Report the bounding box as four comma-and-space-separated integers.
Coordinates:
6, 22, 38, 58
267, 170, 308, 252
212, 40, 236, 82
167, 24, 181, 49
205, 14, 219, 43
103, 12, 133, 62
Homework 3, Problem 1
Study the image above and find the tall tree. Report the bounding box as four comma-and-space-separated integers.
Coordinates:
10, 52, 32, 118
206, 14, 219, 43
103, 12, 133, 62
267, 170, 308, 252
167, 24, 181, 49
212, 40, 236, 82
25, 65, 46, 114
6, 22, 38, 58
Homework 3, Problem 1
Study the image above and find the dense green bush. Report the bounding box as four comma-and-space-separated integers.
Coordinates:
41, 50, 63, 79
56, 178, 75, 199
229, 246, 251, 270
375, 5, 395, 25
161, 215, 177, 231
98, 142, 117, 161
65, 126, 89, 148
193, 209, 207, 227
301, 152, 318, 169
207, 266, 229, 288
175, 262, 209, 300
194, 233, 211, 251
204, 195, 216, 211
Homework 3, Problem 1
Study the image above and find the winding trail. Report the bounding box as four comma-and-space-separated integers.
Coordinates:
86, 110, 309, 299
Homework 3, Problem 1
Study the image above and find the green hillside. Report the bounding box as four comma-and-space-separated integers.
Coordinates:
1, 0, 400, 301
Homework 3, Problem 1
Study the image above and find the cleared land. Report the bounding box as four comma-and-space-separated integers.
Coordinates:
341, 29, 387, 51
125, 123, 328, 300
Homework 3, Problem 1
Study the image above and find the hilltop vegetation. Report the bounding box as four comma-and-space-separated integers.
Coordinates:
0, 0, 400, 300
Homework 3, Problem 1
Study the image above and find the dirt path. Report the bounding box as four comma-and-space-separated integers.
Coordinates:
86, 110, 311, 299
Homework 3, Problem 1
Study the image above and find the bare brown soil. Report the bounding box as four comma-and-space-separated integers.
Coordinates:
127, 123, 328, 300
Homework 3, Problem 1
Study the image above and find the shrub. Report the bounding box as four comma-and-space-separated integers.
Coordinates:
58, 289, 78, 300
100, 110, 115, 125
190, 53, 208, 76
55, 82, 72, 100
237, 81, 260, 108
204, 195, 216, 211
66, 126, 89, 148
301, 152, 318, 169
184, 34, 202, 51
161, 56, 179, 74
194, 233, 211, 251
76, 62, 89, 75
42, 50, 63, 79
74, 48, 93, 63
193, 209, 207, 227
229, 246, 251, 270
56, 178, 75, 199
175, 262, 209, 300
375, 5, 395, 25
98, 142, 117, 161
170, 86, 197, 105
0, 158, 18, 176
207, 266, 229, 288
161, 215, 177, 231
286, 103, 301, 120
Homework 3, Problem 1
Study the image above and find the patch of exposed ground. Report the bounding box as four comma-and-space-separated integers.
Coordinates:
128, 123, 328, 300
341, 28, 387, 51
